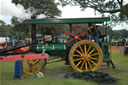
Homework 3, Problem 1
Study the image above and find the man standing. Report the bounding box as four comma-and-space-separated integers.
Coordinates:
88, 23, 99, 44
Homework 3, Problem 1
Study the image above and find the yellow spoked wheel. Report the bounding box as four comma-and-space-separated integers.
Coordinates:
69, 40, 103, 72
22, 59, 47, 75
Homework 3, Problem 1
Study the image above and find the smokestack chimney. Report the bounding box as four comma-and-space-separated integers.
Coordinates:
31, 16, 37, 44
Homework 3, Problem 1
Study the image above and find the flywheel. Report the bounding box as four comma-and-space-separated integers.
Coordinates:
65, 26, 88, 47
69, 40, 103, 72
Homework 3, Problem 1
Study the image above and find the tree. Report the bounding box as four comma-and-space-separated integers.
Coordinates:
59, 0, 128, 21
0, 20, 6, 26
120, 29, 128, 38
11, 16, 30, 39
12, 0, 61, 18
119, 4, 128, 20
0, 20, 13, 37
111, 29, 128, 40
111, 30, 121, 40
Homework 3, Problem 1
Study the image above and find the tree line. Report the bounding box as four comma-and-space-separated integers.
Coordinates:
111, 29, 128, 40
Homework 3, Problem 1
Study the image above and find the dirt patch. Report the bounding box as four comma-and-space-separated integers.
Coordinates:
110, 46, 123, 53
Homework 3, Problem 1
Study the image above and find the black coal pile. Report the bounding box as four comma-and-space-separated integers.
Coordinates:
64, 71, 118, 85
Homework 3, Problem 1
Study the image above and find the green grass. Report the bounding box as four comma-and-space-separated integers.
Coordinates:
0, 53, 128, 85
102, 53, 128, 85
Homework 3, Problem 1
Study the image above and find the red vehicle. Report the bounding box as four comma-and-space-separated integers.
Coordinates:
13, 46, 30, 53
0, 42, 2, 52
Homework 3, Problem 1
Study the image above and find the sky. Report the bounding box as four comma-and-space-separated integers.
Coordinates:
0, 0, 128, 30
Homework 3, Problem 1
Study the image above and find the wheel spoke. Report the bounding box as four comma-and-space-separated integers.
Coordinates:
67, 38, 75, 43
78, 31, 87, 37
89, 59, 97, 66
87, 44, 92, 54
85, 61, 88, 71
75, 39, 78, 43
67, 31, 75, 37
76, 49, 83, 55
90, 53, 99, 56
80, 60, 85, 70
88, 48, 95, 55
79, 45, 84, 54
78, 38, 82, 41
87, 60, 92, 69
90, 57, 98, 60
73, 58, 83, 62
75, 60, 82, 67
73, 54, 81, 57
33, 60, 40, 64
84, 45, 87, 55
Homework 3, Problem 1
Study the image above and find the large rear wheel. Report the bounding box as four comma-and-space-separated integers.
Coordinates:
69, 40, 103, 72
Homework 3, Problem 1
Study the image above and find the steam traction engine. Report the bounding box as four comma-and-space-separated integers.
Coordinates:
24, 17, 115, 74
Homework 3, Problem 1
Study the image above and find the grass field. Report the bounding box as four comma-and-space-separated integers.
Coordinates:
0, 53, 128, 85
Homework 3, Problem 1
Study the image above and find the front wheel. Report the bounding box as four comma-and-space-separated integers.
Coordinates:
69, 40, 103, 72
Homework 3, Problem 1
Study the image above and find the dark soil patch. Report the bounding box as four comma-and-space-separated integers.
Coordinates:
64, 71, 119, 85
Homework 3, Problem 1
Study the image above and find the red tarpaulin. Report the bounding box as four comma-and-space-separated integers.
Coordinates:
0, 53, 49, 62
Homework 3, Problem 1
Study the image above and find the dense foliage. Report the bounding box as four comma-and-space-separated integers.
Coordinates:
59, 0, 128, 21
0, 20, 25, 40
12, 0, 61, 17
111, 29, 128, 40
